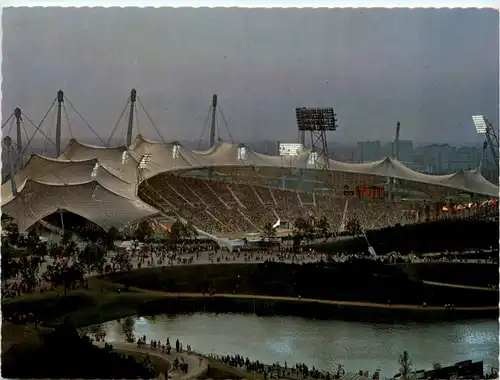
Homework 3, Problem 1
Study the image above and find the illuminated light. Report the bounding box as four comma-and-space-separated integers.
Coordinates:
172, 144, 181, 159
121, 151, 129, 164
308, 152, 318, 165
279, 143, 303, 157
237, 145, 247, 160
91, 162, 100, 178
139, 153, 152, 169
472, 115, 488, 134
296, 107, 338, 131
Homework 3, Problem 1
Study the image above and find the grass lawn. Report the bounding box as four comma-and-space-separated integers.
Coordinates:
2, 277, 170, 329
4, 246, 29, 258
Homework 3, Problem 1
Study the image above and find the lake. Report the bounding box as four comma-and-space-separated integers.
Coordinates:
99, 313, 498, 377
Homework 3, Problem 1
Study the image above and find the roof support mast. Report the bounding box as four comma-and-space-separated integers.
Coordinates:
395, 121, 400, 160
126, 89, 137, 147
14, 107, 23, 172
55, 90, 64, 157
208, 94, 218, 179
388, 121, 400, 201
210, 94, 218, 148
3, 136, 17, 196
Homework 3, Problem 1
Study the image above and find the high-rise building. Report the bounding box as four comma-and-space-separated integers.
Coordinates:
419, 144, 456, 173
355, 140, 381, 163
451, 146, 481, 171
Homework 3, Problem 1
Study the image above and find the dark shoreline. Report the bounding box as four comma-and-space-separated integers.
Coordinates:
137, 294, 499, 322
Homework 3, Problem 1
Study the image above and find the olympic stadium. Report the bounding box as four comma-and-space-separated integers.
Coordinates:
1, 133, 498, 237
1, 91, 498, 240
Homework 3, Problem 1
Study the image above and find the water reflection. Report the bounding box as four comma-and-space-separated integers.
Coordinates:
100, 313, 499, 377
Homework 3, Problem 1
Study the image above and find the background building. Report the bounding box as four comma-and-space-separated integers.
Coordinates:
356, 141, 381, 163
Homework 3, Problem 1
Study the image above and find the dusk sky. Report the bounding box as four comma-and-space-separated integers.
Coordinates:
2, 7, 498, 145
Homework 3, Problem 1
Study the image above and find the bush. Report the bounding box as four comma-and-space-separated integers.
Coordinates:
1, 322, 154, 379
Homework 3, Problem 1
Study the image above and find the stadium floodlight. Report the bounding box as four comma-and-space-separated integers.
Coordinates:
172, 144, 181, 159
308, 152, 318, 165
472, 115, 488, 134
279, 143, 303, 157
471, 114, 499, 172
295, 107, 338, 131
139, 153, 152, 169
121, 151, 129, 164
91, 162, 100, 178
237, 144, 247, 160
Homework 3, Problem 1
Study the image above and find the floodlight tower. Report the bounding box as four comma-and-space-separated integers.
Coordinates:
14, 107, 23, 171
126, 89, 137, 147
478, 141, 488, 174
472, 115, 499, 169
55, 90, 64, 156
295, 107, 338, 171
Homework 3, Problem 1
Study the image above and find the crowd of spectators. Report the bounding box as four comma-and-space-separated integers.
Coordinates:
209, 353, 349, 380
140, 175, 459, 234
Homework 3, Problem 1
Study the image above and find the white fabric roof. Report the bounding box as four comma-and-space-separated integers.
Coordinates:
1, 134, 497, 232
2, 179, 157, 232
130, 135, 498, 197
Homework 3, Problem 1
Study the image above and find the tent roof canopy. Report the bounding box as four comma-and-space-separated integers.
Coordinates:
2, 134, 497, 232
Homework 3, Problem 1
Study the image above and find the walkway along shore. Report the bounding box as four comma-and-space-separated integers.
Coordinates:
94, 341, 209, 380
157, 292, 499, 312
420, 280, 497, 292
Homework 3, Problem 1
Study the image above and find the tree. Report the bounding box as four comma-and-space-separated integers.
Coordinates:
34, 241, 48, 259
18, 256, 42, 293
316, 217, 330, 239
121, 317, 136, 343
26, 229, 40, 253
134, 220, 153, 242
184, 221, 197, 240
44, 262, 84, 296
293, 217, 310, 234
137, 245, 149, 265
169, 220, 185, 247
398, 351, 414, 380
104, 227, 120, 250
263, 222, 277, 251
432, 362, 442, 370
107, 226, 120, 241
6, 222, 20, 246
345, 217, 362, 237
78, 243, 107, 275
1, 248, 19, 281
61, 231, 74, 247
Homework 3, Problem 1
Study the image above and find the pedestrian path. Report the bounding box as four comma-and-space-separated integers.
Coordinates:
159, 291, 498, 311
94, 341, 208, 380
421, 280, 497, 292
